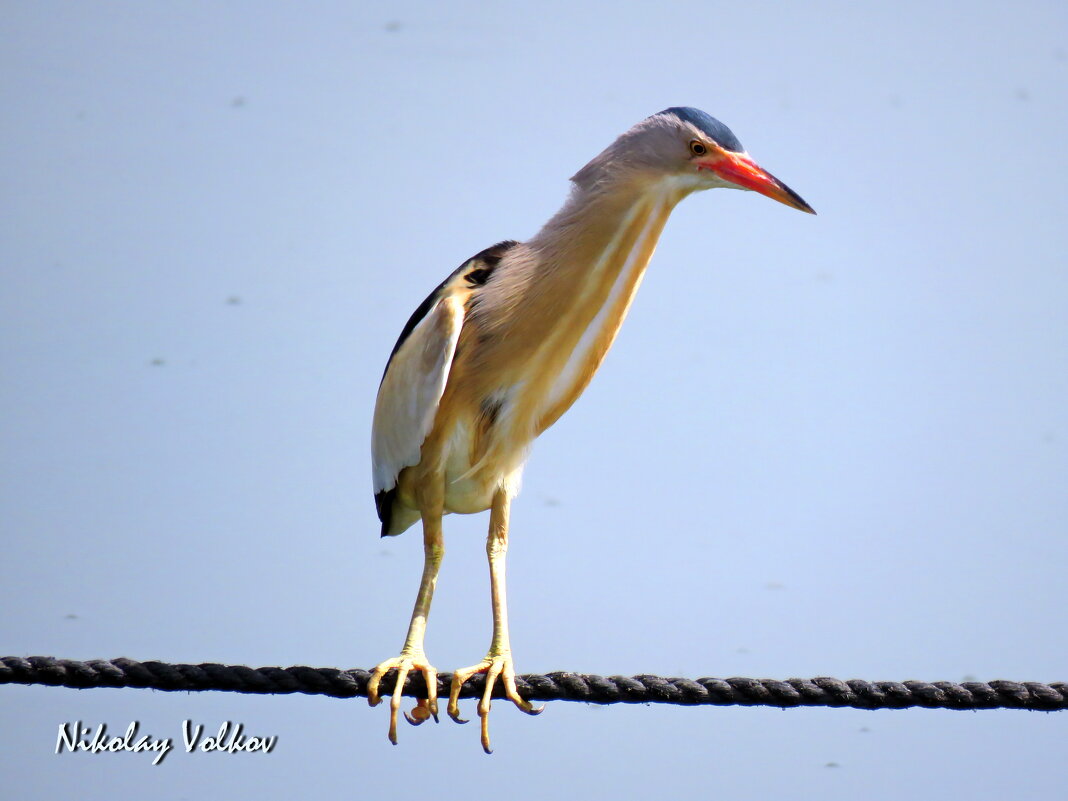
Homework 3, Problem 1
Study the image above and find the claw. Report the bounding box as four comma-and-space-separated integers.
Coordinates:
447, 652, 543, 753
404, 698, 437, 726
366, 654, 439, 745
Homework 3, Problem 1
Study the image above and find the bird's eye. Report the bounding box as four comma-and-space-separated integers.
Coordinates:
689, 140, 708, 157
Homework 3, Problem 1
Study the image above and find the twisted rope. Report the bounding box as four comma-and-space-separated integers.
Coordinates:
2, 656, 1065, 711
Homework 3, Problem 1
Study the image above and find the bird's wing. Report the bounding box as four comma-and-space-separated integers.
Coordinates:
371, 240, 519, 536
372, 290, 465, 518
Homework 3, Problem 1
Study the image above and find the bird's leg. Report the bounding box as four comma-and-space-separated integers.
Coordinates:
447, 488, 543, 753
367, 510, 444, 745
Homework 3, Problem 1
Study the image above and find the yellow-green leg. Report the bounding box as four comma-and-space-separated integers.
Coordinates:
447, 488, 543, 753
367, 512, 444, 744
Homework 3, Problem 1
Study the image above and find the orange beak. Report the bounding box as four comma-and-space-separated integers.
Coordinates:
699, 153, 815, 214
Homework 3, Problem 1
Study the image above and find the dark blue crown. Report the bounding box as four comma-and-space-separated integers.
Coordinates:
659, 107, 744, 153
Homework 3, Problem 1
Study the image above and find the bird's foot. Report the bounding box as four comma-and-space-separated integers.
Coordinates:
447, 652, 544, 753
366, 653, 439, 745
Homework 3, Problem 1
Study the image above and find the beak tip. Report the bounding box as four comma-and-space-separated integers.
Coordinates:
781, 186, 815, 215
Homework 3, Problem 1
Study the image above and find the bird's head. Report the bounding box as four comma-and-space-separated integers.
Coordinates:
574, 106, 815, 214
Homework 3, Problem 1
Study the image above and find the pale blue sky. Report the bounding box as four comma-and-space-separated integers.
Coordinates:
2, 1, 1066, 797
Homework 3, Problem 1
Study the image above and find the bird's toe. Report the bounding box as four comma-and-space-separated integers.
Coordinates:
366, 653, 438, 744
448, 652, 541, 753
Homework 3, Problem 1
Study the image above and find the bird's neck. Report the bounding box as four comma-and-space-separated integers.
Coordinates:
528, 175, 689, 270
519, 175, 691, 430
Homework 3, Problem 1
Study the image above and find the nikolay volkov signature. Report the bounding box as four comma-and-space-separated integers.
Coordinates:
56, 720, 277, 765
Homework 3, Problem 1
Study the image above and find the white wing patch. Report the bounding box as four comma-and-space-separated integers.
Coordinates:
371, 294, 465, 495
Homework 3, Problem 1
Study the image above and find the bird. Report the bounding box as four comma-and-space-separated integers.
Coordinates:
367, 106, 814, 752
